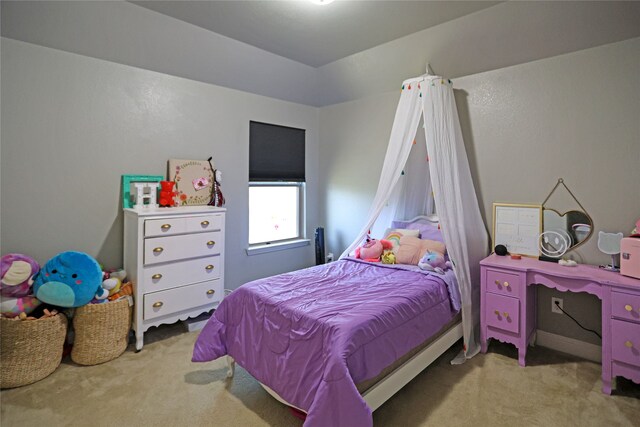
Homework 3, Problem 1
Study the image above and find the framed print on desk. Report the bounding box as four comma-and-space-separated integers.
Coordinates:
492, 203, 542, 257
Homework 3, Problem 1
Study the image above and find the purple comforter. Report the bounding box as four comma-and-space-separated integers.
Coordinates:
192, 259, 457, 427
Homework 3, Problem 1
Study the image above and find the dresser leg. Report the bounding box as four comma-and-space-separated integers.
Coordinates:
602, 377, 612, 395
518, 348, 527, 367
135, 333, 144, 352
481, 339, 488, 354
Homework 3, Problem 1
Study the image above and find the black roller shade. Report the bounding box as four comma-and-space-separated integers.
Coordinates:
250, 121, 305, 182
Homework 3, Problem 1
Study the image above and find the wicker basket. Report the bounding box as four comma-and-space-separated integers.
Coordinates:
0, 313, 68, 389
71, 298, 132, 366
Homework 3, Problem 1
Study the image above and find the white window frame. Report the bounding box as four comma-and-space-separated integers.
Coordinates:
246, 181, 309, 255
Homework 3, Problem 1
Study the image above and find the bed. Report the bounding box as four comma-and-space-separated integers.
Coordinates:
192, 255, 463, 427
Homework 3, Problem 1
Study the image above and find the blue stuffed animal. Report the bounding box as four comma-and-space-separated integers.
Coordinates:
33, 251, 104, 307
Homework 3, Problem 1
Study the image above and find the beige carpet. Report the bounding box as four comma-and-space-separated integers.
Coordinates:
1, 322, 638, 427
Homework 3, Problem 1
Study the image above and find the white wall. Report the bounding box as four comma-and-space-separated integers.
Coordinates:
320, 38, 640, 343
1, 38, 320, 289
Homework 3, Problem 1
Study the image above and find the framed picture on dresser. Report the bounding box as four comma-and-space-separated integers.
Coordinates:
492, 203, 542, 257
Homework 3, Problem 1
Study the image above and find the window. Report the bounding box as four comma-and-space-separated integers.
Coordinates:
249, 121, 306, 248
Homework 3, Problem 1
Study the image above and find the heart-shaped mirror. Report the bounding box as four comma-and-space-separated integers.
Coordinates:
542, 208, 594, 251
541, 179, 594, 258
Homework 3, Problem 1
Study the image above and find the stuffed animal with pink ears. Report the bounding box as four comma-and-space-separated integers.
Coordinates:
355, 239, 393, 262
418, 251, 451, 274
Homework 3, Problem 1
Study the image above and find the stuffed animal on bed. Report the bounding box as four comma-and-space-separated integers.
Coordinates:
32, 251, 104, 308
418, 251, 452, 275
355, 239, 393, 262
1, 253, 40, 298
381, 250, 396, 264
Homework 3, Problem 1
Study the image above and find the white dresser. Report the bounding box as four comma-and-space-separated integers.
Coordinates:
123, 206, 226, 350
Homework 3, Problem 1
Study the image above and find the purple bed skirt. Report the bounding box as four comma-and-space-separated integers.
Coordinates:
193, 259, 458, 426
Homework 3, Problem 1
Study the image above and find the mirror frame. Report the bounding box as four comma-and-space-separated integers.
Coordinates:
542, 207, 594, 252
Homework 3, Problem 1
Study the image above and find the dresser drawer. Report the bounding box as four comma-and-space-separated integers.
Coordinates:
185, 214, 223, 233
143, 255, 221, 293
611, 291, 640, 324
611, 319, 640, 367
145, 217, 187, 237
486, 269, 520, 297
144, 279, 223, 320
485, 293, 520, 334
144, 231, 221, 265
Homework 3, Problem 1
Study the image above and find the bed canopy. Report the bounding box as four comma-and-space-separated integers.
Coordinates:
339, 68, 489, 361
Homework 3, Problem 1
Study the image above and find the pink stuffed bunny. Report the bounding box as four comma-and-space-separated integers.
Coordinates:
355, 239, 393, 262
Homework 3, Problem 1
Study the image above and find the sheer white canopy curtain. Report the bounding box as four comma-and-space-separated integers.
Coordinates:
340, 74, 489, 361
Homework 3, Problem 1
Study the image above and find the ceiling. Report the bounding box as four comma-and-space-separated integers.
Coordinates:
131, 0, 501, 67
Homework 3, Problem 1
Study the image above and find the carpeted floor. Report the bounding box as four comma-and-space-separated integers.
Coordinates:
1, 322, 638, 427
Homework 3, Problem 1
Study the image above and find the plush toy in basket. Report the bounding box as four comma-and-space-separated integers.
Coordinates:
33, 251, 104, 308
1, 254, 42, 318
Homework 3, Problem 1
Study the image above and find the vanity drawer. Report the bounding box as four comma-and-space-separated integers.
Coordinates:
144, 279, 223, 321
185, 214, 223, 233
611, 319, 640, 367
144, 231, 221, 265
143, 255, 221, 293
145, 217, 187, 237
611, 291, 640, 323
485, 293, 520, 334
486, 269, 520, 297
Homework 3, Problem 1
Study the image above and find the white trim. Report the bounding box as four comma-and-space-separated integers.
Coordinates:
259, 321, 463, 414
246, 239, 310, 256
535, 329, 601, 363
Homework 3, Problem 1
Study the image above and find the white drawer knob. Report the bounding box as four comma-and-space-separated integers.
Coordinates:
153, 301, 163, 308
625, 340, 633, 348
153, 247, 164, 253
205, 265, 214, 271
206, 289, 215, 295
161, 224, 171, 230
151, 273, 162, 280
625, 304, 633, 312
201, 220, 210, 226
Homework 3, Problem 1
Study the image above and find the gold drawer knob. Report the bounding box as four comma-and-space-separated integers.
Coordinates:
503, 312, 509, 318
151, 273, 163, 280
205, 265, 214, 270
207, 240, 215, 246
503, 282, 510, 287
152, 301, 163, 308
206, 289, 215, 295
625, 340, 633, 348
494, 280, 501, 286
161, 224, 171, 230
625, 304, 633, 312
153, 247, 164, 253
494, 310, 500, 316
201, 220, 210, 226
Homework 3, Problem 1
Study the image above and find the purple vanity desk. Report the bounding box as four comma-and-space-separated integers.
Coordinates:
480, 253, 640, 394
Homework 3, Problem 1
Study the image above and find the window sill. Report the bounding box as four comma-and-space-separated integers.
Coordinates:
246, 239, 310, 256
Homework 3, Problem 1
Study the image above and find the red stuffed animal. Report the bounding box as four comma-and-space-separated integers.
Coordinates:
355, 239, 393, 262
159, 181, 176, 207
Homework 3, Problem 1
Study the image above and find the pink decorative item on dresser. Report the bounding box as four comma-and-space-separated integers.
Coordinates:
480, 254, 640, 394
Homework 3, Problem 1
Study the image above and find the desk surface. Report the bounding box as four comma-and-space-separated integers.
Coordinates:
480, 254, 640, 291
